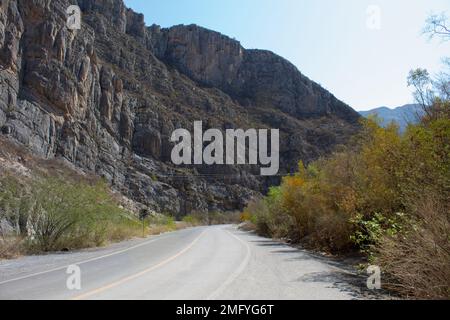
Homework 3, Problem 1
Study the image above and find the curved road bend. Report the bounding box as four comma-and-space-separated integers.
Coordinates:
0, 225, 369, 300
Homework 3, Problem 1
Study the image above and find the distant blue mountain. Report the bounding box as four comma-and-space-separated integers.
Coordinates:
360, 104, 422, 132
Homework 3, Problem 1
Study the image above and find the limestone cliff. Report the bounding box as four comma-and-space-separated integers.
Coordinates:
0, 0, 360, 217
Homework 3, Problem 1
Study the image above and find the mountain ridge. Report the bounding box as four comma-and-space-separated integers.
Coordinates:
360, 104, 422, 131
0, 0, 360, 216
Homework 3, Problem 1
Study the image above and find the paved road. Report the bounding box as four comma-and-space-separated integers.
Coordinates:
0, 225, 370, 300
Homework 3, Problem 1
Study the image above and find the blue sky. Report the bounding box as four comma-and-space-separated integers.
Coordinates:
124, 0, 450, 111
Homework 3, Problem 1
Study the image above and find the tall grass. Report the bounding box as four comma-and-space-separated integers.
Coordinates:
374, 195, 450, 299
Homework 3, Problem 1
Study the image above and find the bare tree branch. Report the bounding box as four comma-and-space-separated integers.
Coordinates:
423, 13, 450, 41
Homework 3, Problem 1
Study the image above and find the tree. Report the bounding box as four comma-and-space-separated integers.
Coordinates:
408, 13, 450, 121
423, 13, 450, 41
407, 68, 433, 109
435, 58, 450, 101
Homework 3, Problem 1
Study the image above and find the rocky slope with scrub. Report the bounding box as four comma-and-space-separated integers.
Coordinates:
0, 0, 360, 216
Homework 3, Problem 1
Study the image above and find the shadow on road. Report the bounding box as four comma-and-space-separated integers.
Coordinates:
249, 236, 390, 300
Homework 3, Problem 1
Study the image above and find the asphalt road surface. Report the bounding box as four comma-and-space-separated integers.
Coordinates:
0, 225, 373, 300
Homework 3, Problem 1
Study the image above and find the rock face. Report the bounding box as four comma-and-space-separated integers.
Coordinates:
0, 0, 360, 217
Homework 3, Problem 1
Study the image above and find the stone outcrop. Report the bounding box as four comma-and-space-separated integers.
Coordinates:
0, 0, 360, 217
150, 25, 359, 121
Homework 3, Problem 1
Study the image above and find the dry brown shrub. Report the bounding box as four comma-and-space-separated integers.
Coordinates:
375, 195, 450, 299
0, 236, 24, 259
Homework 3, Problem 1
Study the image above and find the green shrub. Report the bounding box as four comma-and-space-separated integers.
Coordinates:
182, 214, 201, 226
0, 175, 143, 253
148, 214, 177, 231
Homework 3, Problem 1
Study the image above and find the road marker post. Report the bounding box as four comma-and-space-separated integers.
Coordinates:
139, 209, 150, 238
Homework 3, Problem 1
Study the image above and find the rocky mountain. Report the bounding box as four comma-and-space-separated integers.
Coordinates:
0, 0, 360, 217
360, 104, 422, 132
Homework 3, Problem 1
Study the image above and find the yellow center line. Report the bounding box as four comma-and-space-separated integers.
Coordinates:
71, 230, 207, 300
